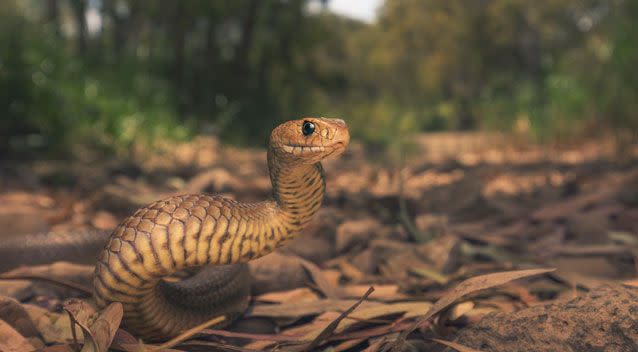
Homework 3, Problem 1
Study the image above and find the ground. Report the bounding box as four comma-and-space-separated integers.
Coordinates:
0, 133, 637, 351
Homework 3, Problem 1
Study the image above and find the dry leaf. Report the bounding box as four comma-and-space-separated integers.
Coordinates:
64, 299, 123, 352
339, 285, 409, 301
42, 345, 76, 352
249, 299, 382, 318
409, 267, 450, 284
445, 301, 475, 322
90, 211, 118, 230
331, 338, 366, 352
430, 338, 484, 352
531, 186, 619, 222
244, 312, 341, 350
260, 300, 432, 348
24, 304, 75, 344
333, 302, 432, 335
0, 318, 36, 352
1, 262, 94, 296
152, 315, 225, 351
256, 287, 320, 303
297, 257, 342, 298
302, 287, 374, 351
0, 296, 40, 338
201, 328, 303, 342
385, 268, 555, 352
249, 252, 309, 295
337, 260, 366, 281
362, 337, 387, 352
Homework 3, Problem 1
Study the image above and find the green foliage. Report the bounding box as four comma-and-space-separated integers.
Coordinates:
1, 0, 637, 158
0, 2, 186, 157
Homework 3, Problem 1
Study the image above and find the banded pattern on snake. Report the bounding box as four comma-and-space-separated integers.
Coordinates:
0, 117, 349, 340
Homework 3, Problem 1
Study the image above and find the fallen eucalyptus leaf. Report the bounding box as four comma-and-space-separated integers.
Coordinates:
64, 299, 123, 352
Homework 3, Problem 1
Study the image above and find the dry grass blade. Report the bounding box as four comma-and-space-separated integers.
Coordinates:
0, 273, 93, 295
384, 268, 555, 352
430, 338, 484, 352
249, 298, 381, 318
301, 286, 374, 351
176, 340, 259, 352
153, 315, 225, 350
201, 329, 304, 342
362, 337, 388, 352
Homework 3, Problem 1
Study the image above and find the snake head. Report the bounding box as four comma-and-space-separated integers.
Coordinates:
270, 117, 350, 164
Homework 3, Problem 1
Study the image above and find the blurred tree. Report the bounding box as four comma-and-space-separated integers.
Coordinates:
0, 0, 636, 158
69, 0, 88, 55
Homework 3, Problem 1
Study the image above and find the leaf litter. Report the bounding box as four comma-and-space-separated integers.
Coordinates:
0, 135, 637, 351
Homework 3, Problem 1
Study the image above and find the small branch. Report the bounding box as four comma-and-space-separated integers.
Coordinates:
153, 315, 225, 350
301, 286, 375, 351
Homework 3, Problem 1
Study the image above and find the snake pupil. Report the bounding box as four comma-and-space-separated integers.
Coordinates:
302, 121, 315, 136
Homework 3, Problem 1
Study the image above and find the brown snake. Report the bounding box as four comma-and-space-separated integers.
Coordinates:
0, 117, 349, 340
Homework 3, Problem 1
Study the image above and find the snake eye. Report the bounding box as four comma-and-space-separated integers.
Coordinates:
302, 121, 315, 136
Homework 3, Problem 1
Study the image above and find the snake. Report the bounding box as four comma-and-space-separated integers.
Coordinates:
0, 117, 349, 340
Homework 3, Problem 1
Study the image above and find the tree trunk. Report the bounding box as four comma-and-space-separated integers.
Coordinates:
45, 0, 60, 37
170, 2, 187, 115
234, 0, 260, 78
69, 0, 88, 56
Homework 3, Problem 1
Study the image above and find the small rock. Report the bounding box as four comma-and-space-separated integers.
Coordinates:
455, 285, 638, 352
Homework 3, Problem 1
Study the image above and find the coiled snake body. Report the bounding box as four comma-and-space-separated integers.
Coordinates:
0, 118, 349, 340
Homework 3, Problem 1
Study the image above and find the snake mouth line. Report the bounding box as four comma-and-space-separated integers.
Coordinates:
282, 145, 326, 153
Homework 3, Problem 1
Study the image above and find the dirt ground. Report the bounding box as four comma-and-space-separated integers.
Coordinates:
0, 133, 637, 351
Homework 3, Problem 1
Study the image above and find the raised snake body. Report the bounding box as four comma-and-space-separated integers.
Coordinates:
0, 118, 349, 340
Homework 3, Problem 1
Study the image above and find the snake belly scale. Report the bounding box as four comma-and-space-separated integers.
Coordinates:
92, 117, 349, 339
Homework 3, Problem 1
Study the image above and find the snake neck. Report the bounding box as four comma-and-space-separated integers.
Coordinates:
268, 149, 325, 235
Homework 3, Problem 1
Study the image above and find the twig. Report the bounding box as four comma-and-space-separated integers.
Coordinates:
153, 315, 225, 350
301, 286, 374, 351
0, 273, 93, 295
69, 314, 81, 352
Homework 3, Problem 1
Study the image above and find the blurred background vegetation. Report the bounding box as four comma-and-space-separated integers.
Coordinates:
1, 0, 637, 159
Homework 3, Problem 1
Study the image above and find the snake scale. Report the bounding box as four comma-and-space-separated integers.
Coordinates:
0, 117, 349, 340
